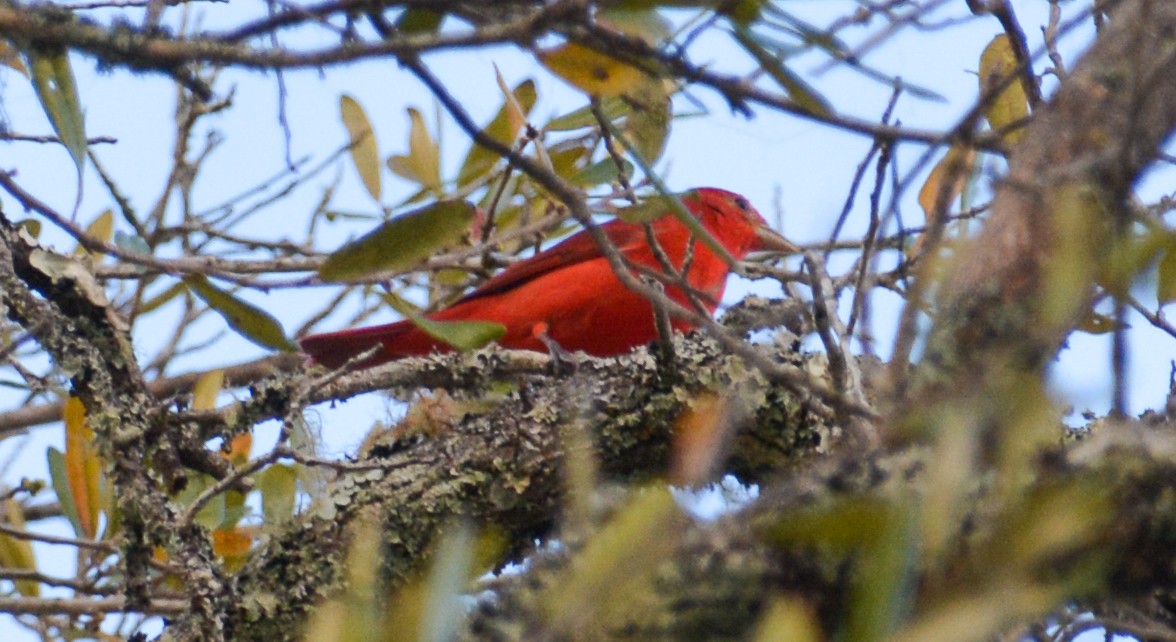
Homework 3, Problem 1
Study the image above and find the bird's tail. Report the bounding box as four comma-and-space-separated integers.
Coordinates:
298, 320, 447, 369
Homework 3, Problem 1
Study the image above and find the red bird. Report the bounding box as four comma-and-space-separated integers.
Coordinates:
299, 188, 796, 369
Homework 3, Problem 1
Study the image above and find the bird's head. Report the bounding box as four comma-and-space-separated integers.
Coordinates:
687, 187, 799, 258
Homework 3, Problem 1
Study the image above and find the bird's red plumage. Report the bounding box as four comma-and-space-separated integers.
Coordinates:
299, 188, 792, 369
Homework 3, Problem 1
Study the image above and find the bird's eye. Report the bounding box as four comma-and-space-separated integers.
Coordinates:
733, 196, 750, 211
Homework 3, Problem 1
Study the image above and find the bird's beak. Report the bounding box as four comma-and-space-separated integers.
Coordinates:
753, 224, 800, 254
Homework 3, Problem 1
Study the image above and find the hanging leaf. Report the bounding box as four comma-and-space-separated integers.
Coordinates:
211, 526, 253, 572
386, 107, 442, 191
184, 275, 297, 351
0, 40, 28, 76
1159, 246, 1176, 305
318, 200, 477, 281
339, 95, 382, 202
547, 96, 629, 131
616, 193, 679, 224
732, 26, 831, 117
395, 8, 444, 34
918, 144, 977, 218
47, 447, 86, 538
259, 463, 298, 525
25, 47, 87, 172
598, 8, 673, 44
573, 158, 634, 187
72, 209, 113, 261
138, 280, 187, 316
381, 291, 505, 352
456, 76, 537, 187
979, 35, 1030, 145
538, 43, 644, 97
622, 77, 673, 164
0, 499, 39, 596
63, 396, 102, 539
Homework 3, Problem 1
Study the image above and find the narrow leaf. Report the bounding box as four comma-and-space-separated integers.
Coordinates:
25, 47, 87, 172
538, 43, 644, 97
0, 499, 39, 596
979, 35, 1030, 145
733, 27, 831, 117
63, 396, 101, 539
456, 77, 537, 187
622, 77, 673, 165
73, 209, 113, 261
259, 463, 298, 525
1159, 247, 1176, 305
917, 144, 976, 218
387, 107, 441, 191
381, 291, 505, 352
47, 447, 85, 538
339, 95, 382, 202
318, 200, 477, 281
184, 275, 296, 351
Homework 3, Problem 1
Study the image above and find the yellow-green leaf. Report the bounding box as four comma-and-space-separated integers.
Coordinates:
538, 43, 644, 97
622, 77, 672, 164
318, 200, 477, 281
598, 8, 672, 44
184, 275, 297, 351
192, 369, 224, 411
386, 107, 441, 191
63, 396, 101, 539
917, 144, 976, 218
546, 96, 629, 131
1159, 247, 1176, 305
979, 34, 1030, 145
733, 26, 831, 117
138, 280, 187, 316
456, 77, 537, 187
381, 291, 505, 352
47, 447, 86, 538
395, 8, 444, 34
339, 95, 382, 202
0, 499, 38, 596
259, 463, 297, 525
73, 209, 113, 261
616, 193, 679, 223
25, 47, 87, 172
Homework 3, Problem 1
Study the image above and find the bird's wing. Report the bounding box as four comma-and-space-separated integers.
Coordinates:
458, 219, 648, 303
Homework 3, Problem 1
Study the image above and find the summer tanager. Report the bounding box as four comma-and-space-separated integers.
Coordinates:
299, 187, 796, 369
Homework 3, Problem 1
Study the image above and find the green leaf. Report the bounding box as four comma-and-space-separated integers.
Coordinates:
1159, 246, 1176, 305
615, 192, 682, 224
339, 95, 382, 202
138, 280, 186, 316
573, 158, 634, 187
456, 77, 537, 187
381, 291, 505, 352
732, 26, 831, 117
395, 8, 444, 33
622, 77, 672, 165
259, 463, 298, 525
387, 107, 441, 191
598, 8, 673, 44
47, 447, 86, 538
184, 275, 297, 351
546, 97, 629, 131
25, 47, 86, 172
318, 200, 477, 281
